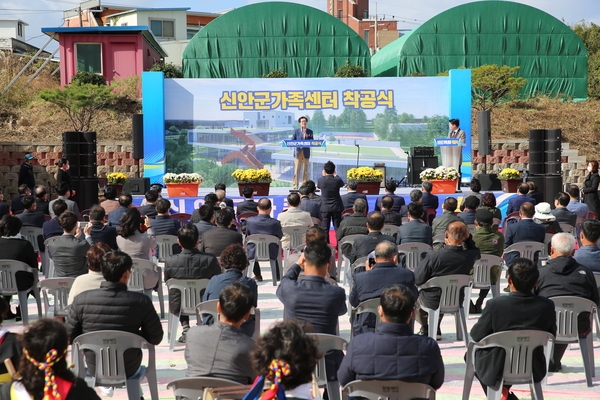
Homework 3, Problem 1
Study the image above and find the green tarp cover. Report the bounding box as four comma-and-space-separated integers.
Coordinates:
182, 2, 371, 78
371, 0, 588, 99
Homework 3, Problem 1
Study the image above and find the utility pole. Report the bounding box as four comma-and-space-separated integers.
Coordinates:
78, 6, 83, 27
374, 2, 378, 50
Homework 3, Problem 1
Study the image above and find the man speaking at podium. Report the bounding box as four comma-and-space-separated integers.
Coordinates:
292, 116, 313, 189
448, 118, 465, 187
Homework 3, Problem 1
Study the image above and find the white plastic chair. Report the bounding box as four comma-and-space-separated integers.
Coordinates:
463, 330, 555, 400
347, 256, 369, 289
432, 234, 445, 247
20, 226, 42, 253
72, 330, 158, 400
129, 258, 165, 318
308, 333, 348, 400
38, 277, 75, 318
0, 259, 43, 325
244, 234, 282, 286
418, 274, 472, 347
349, 298, 381, 339
195, 299, 261, 340
165, 278, 210, 350
550, 296, 597, 387
503, 241, 545, 264
342, 380, 436, 400
167, 377, 244, 400
558, 223, 575, 235
155, 234, 178, 263
381, 224, 398, 237
337, 234, 365, 285
397, 242, 432, 271
469, 254, 503, 299
43, 236, 61, 278
282, 225, 309, 261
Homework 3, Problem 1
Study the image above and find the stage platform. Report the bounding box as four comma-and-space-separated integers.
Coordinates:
132, 187, 517, 219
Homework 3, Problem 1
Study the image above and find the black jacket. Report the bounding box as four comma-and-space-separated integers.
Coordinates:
89, 221, 118, 250
18, 162, 35, 191
299, 196, 321, 219
374, 194, 405, 213
0, 237, 36, 291
67, 282, 164, 378
341, 192, 368, 211
336, 213, 368, 243
35, 198, 50, 216
381, 209, 403, 226
138, 204, 157, 218
16, 209, 45, 228
350, 232, 395, 263
236, 199, 258, 217
317, 175, 344, 213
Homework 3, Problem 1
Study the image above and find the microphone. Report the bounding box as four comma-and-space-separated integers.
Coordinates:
354, 140, 359, 148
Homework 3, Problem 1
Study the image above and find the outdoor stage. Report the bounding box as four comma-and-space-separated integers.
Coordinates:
132, 187, 516, 219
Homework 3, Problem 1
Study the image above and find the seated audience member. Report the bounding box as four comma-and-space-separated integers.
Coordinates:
0, 298, 21, 383
399, 189, 423, 217
573, 219, 600, 272
202, 244, 258, 337
415, 221, 480, 339
249, 320, 320, 399
431, 197, 463, 239
349, 241, 417, 336
284, 226, 337, 281
0, 215, 37, 320
1, 319, 100, 399
152, 198, 182, 256
339, 285, 444, 389
87, 205, 118, 250
507, 183, 535, 215
470, 209, 504, 313
341, 180, 368, 211
397, 202, 432, 245
186, 283, 255, 383
199, 208, 243, 257
49, 182, 80, 220
421, 181, 439, 210
215, 182, 234, 208
460, 179, 483, 211
138, 190, 159, 218
471, 259, 555, 400
164, 223, 221, 343
68, 251, 163, 382
107, 193, 132, 226
566, 184, 589, 218
47, 211, 93, 278
10, 184, 30, 214
193, 204, 216, 238
0, 189, 9, 219
42, 199, 68, 240
551, 191, 577, 226
527, 180, 544, 204
479, 192, 502, 223
116, 208, 156, 260
100, 185, 120, 214
503, 202, 546, 265
457, 195, 480, 225
534, 233, 599, 372
380, 195, 403, 226
305, 179, 322, 203
16, 195, 44, 227
34, 185, 50, 216
350, 211, 395, 263
375, 179, 405, 213
236, 185, 259, 217
533, 202, 562, 233
299, 184, 321, 220
246, 198, 283, 281
215, 189, 233, 212
336, 198, 369, 257
278, 193, 313, 250
68, 243, 110, 304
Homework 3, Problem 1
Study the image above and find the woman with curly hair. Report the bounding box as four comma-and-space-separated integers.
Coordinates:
248, 320, 321, 400
0, 318, 100, 399
116, 208, 156, 260
202, 243, 258, 337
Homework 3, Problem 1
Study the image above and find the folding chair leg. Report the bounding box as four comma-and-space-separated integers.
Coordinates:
531, 381, 544, 400
168, 313, 179, 351
455, 312, 463, 342
33, 287, 42, 318
326, 380, 341, 400
486, 383, 503, 400
459, 308, 469, 346
579, 334, 594, 386
157, 284, 165, 319
462, 355, 475, 400
426, 308, 439, 342
270, 260, 278, 286
146, 367, 159, 400
17, 290, 29, 325
125, 379, 142, 400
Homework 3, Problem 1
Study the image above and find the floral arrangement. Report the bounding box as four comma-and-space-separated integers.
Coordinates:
420, 166, 460, 181
346, 166, 384, 182
498, 168, 521, 180
107, 172, 127, 184
163, 172, 204, 184
231, 168, 272, 183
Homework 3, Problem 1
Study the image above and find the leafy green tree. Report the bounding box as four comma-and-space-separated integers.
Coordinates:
373, 114, 389, 139
328, 135, 336, 143
149, 62, 183, 78
398, 112, 415, 123
328, 114, 337, 126
165, 130, 192, 173
262, 69, 288, 78
573, 21, 600, 98
471, 65, 526, 111
334, 60, 367, 77
311, 110, 326, 133
425, 115, 449, 137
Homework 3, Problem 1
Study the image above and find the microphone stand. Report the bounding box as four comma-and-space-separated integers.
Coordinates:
355, 140, 360, 168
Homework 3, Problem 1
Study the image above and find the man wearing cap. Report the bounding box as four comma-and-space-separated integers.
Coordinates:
18, 154, 36, 193
292, 116, 313, 189
471, 208, 504, 313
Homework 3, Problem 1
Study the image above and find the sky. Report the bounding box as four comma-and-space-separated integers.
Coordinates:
2, 0, 600, 52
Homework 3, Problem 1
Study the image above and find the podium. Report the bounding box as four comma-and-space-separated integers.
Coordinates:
434, 138, 462, 170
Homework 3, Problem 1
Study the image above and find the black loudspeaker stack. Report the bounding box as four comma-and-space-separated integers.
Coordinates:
132, 114, 144, 160
408, 146, 438, 186
62, 131, 99, 212
528, 129, 562, 205
477, 110, 492, 156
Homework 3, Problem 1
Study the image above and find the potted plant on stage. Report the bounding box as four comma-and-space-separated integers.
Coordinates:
347, 167, 384, 195
163, 173, 204, 197
420, 166, 459, 194
232, 168, 272, 196
498, 168, 522, 193
106, 172, 127, 196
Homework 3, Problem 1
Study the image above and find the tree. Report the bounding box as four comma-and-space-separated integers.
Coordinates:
334, 60, 367, 77
397, 112, 415, 123
311, 110, 326, 133
328, 114, 337, 126
471, 64, 526, 111
425, 115, 449, 137
572, 21, 600, 98
165, 129, 193, 173
373, 114, 389, 140
262, 69, 288, 78
149, 62, 183, 78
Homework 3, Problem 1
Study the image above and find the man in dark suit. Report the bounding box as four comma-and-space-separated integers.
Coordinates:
503, 202, 546, 264
507, 183, 535, 215
152, 198, 182, 256
292, 116, 313, 189
339, 285, 444, 389
471, 258, 556, 398
246, 198, 283, 281
107, 193, 132, 226
337, 198, 368, 258
397, 203, 432, 245
299, 185, 321, 220
349, 241, 417, 336
138, 190, 159, 218
350, 212, 395, 263
420, 181, 439, 210
551, 192, 577, 226
34, 185, 50, 216
46, 211, 93, 277
341, 180, 368, 211
214, 183, 234, 208
88, 205, 118, 250
10, 184, 30, 214
199, 208, 243, 257
236, 185, 258, 217
380, 195, 403, 226
317, 160, 344, 233
304, 180, 322, 204
414, 221, 480, 338
534, 233, 599, 372
375, 180, 405, 213
16, 195, 44, 228
457, 195, 479, 225
194, 205, 216, 238
42, 200, 67, 240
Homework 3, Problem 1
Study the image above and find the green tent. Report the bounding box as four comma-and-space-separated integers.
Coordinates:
182, 2, 371, 78
371, 0, 588, 99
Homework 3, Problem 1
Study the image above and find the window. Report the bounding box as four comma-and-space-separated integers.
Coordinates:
17, 23, 23, 37
363, 10, 368, 19
187, 28, 200, 40
364, 30, 369, 45
75, 43, 102, 74
338, 9, 342, 19
149, 19, 175, 39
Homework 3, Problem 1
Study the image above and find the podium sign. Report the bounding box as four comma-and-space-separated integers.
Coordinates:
281, 139, 327, 148
434, 138, 462, 170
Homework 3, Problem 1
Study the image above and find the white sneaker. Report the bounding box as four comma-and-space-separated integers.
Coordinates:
99, 386, 114, 397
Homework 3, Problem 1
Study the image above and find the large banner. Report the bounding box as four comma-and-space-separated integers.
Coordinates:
141, 72, 472, 186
